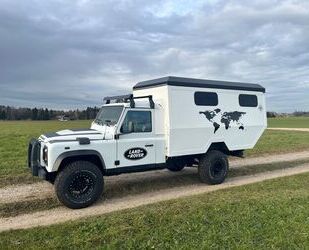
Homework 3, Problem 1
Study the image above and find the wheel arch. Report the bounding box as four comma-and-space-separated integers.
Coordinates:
208, 142, 229, 154
208, 142, 244, 157
54, 150, 106, 174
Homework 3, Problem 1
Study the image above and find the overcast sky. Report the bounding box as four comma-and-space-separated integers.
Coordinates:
0, 0, 308, 112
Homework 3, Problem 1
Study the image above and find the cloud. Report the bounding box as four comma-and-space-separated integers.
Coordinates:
0, 0, 308, 111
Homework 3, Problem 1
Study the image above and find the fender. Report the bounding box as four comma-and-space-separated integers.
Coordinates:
53, 150, 106, 171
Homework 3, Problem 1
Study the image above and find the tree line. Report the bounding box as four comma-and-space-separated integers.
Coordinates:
1, 105, 308, 120
267, 111, 309, 118
0, 105, 100, 120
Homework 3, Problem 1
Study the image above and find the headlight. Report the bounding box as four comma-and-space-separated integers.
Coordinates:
43, 146, 48, 165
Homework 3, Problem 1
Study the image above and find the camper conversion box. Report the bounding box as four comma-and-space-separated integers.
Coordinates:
133, 76, 266, 157
28, 76, 266, 209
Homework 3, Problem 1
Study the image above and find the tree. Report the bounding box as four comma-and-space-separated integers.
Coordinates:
0, 110, 6, 120
43, 108, 50, 120
32, 108, 38, 120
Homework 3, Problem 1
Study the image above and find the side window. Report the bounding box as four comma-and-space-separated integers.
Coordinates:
239, 94, 258, 107
194, 92, 218, 106
121, 111, 152, 133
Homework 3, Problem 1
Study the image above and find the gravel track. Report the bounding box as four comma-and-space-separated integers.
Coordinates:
0, 163, 308, 232
268, 127, 309, 132
1, 150, 309, 205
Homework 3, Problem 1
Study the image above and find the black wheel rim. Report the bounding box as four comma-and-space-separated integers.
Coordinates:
210, 160, 226, 179
68, 171, 95, 200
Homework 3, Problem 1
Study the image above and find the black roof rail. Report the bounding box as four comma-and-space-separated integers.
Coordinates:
132, 95, 155, 109
103, 94, 155, 109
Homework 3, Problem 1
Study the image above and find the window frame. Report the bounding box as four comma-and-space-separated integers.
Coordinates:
120, 110, 152, 134
194, 91, 219, 106
95, 105, 124, 126
239, 94, 258, 107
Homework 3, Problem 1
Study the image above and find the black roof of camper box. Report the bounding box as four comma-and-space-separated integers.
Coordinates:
133, 76, 265, 93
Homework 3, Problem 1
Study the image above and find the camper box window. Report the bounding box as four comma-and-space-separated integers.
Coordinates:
194, 92, 218, 106
239, 94, 258, 107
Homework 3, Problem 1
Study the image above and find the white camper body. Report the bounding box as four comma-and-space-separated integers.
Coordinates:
28, 76, 266, 209
133, 83, 266, 158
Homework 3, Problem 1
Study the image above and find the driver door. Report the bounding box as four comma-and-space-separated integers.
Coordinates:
116, 109, 156, 168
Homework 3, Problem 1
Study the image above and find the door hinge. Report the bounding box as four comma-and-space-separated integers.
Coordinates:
115, 160, 120, 166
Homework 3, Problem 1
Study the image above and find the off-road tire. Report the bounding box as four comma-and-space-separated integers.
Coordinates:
166, 158, 185, 172
198, 150, 229, 185
54, 161, 103, 209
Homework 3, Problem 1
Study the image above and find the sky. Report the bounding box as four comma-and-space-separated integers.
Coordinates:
0, 0, 308, 112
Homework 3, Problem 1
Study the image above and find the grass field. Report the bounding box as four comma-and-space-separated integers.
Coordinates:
245, 129, 309, 156
268, 116, 309, 128
1, 119, 309, 187
0, 120, 91, 187
1, 173, 308, 249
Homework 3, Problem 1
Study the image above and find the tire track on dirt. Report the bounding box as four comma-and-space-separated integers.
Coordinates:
1, 150, 309, 204
0, 164, 308, 232
268, 128, 309, 132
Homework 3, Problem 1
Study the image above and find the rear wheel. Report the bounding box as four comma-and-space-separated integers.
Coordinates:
54, 161, 103, 209
198, 150, 229, 184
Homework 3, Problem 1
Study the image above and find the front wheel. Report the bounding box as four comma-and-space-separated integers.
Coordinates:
198, 150, 229, 185
54, 161, 103, 209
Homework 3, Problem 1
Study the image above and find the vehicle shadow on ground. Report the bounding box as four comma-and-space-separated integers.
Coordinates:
102, 168, 199, 201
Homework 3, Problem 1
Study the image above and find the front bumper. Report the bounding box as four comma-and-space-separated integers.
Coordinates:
28, 138, 48, 179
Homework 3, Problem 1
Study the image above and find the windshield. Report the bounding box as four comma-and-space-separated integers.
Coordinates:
94, 106, 123, 126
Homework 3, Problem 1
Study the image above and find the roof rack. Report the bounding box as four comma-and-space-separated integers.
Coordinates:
103, 94, 155, 109
103, 94, 133, 105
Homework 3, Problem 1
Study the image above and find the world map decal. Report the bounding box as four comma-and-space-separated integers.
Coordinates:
199, 109, 246, 134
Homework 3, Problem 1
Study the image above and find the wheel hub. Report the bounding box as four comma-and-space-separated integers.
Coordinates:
211, 160, 225, 178
68, 172, 95, 198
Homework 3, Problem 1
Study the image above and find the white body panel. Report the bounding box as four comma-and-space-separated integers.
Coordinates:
39, 129, 117, 172
134, 85, 266, 157
39, 105, 166, 173
116, 109, 156, 168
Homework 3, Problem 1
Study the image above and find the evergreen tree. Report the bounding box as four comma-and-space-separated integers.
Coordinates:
32, 108, 38, 120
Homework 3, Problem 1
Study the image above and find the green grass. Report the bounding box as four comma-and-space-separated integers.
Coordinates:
0, 120, 91, 187
246, 129, 309, 157
1, 173, 308, 249
268, 116, 309, 128
1, 120, 309, 187
0, 197, 60, 218
2, 159, 309, 218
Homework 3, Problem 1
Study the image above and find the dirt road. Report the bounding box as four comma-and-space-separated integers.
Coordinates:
1, 127, 306, 206
0, 163, 308, 232
268, 127, 309, 132
1, 150, 309, 205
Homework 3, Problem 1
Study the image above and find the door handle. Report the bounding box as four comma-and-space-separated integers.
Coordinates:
145, 144, 154, 147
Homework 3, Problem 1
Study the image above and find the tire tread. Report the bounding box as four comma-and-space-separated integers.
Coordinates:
54, 160, 103, 209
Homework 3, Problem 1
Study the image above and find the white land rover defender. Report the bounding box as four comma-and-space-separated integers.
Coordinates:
28, 76, 266, 209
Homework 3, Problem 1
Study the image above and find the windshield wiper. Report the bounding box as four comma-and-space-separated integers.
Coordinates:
94, 118, 104, 125
104, 120, 112, 126
94, 119, 115, 126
